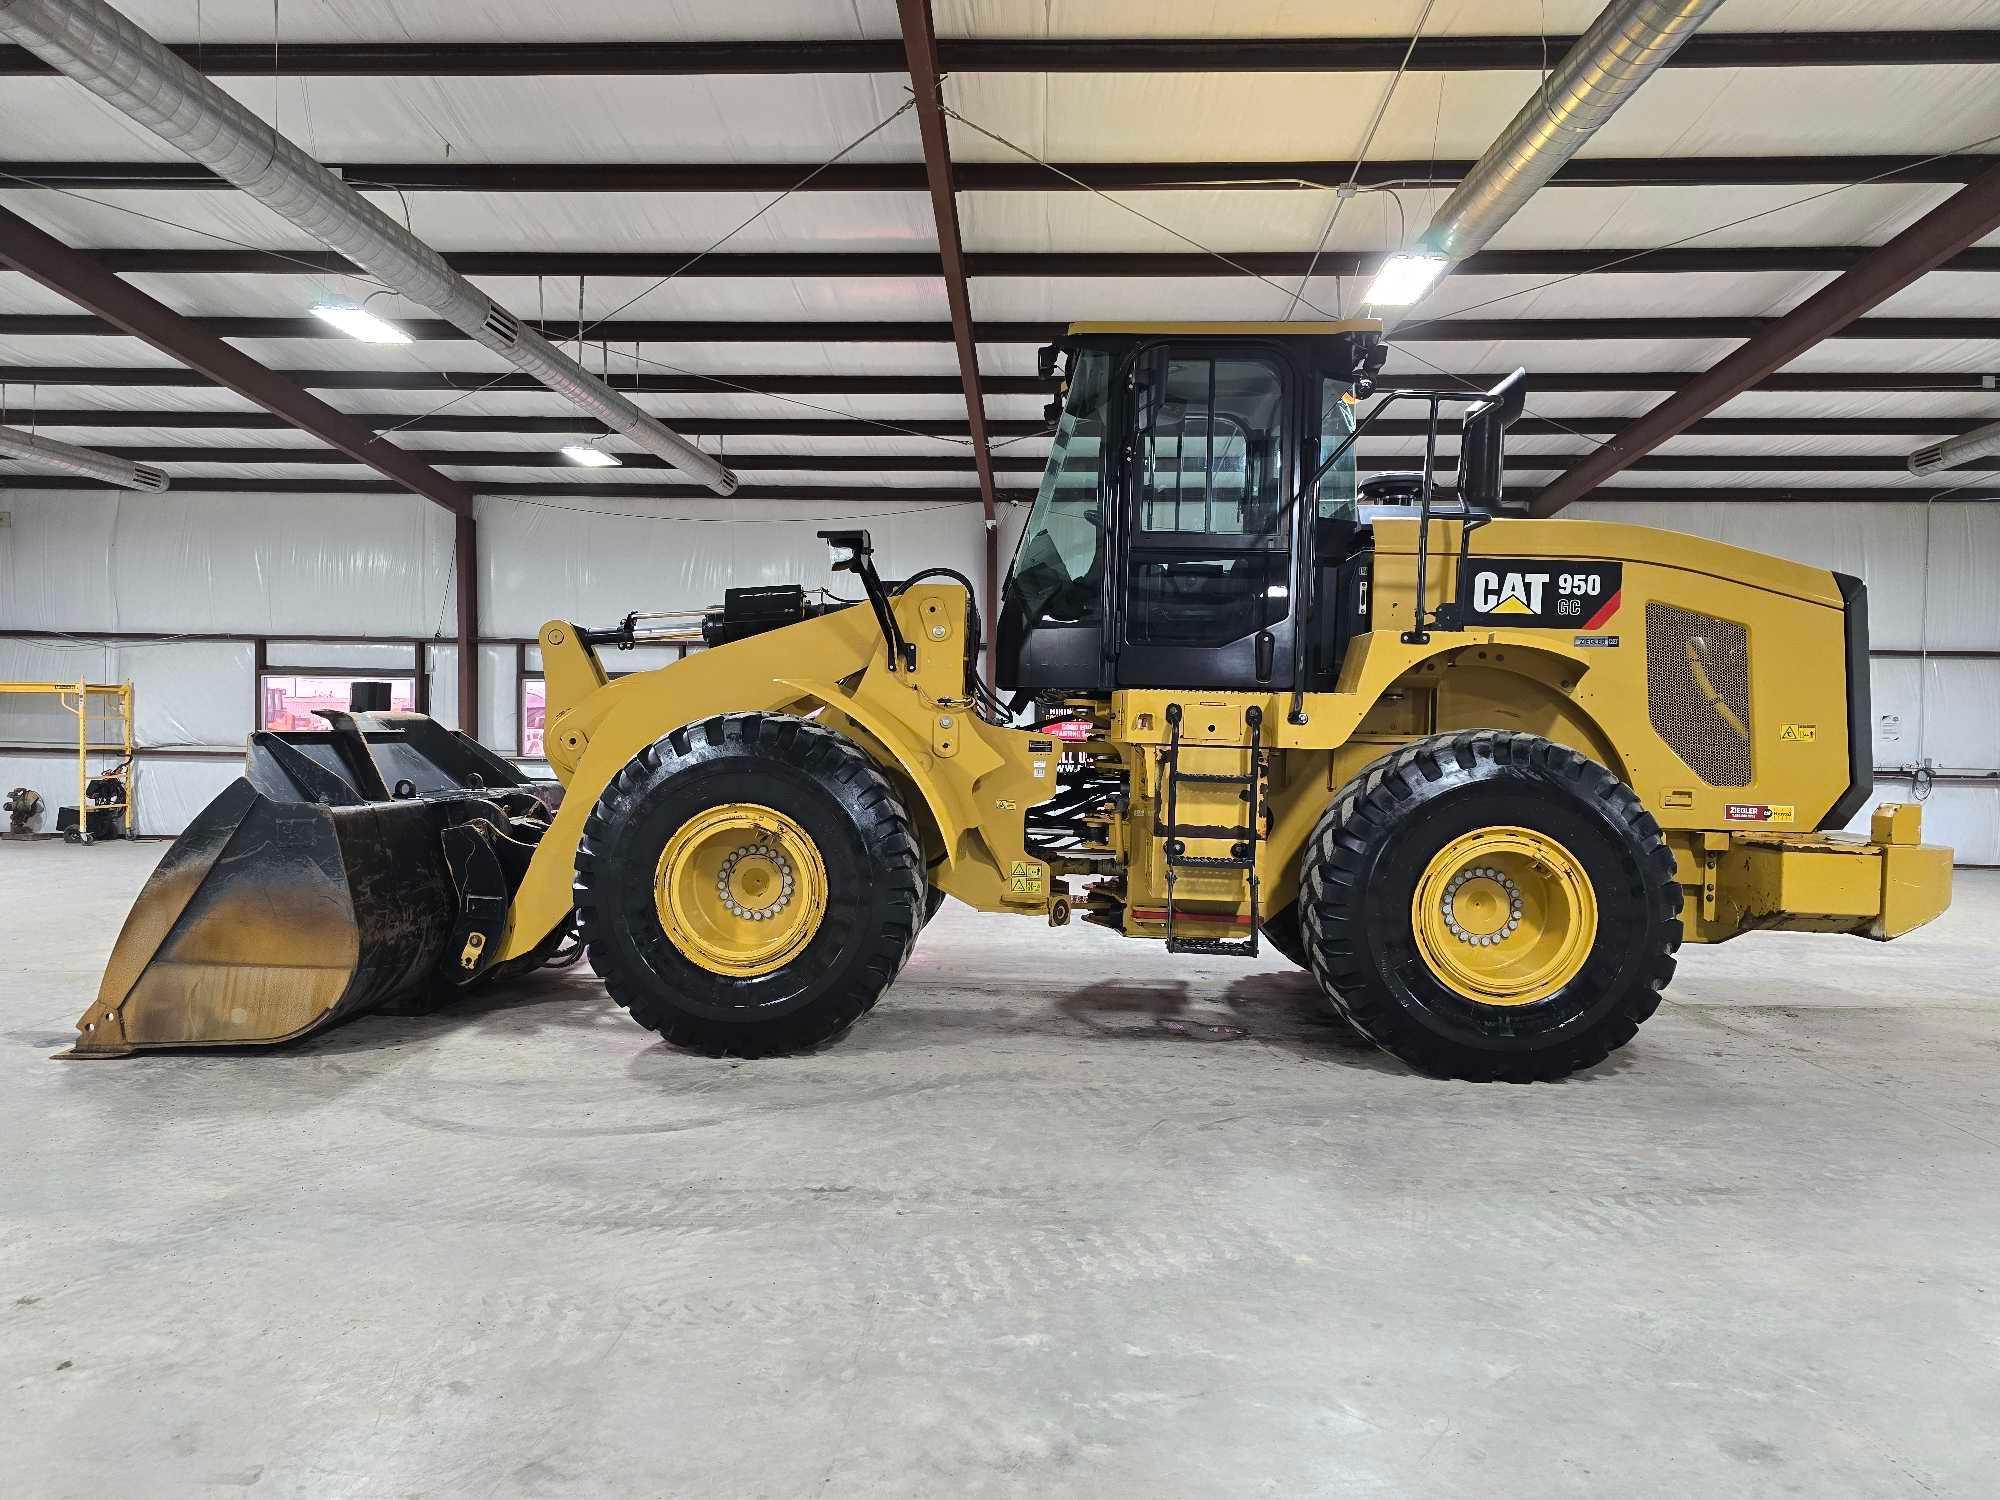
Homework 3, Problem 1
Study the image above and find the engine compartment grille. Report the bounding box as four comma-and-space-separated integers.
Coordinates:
1646, 603, 1752, 787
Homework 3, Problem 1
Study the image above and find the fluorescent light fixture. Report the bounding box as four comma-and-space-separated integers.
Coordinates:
1908, 416, 2000, 476
308, 301, 411, 344
1364, 251, 1449, 307
560, 443, 622, 468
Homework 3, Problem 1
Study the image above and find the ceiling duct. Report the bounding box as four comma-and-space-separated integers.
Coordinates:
0, 423, 168, 491
0, 0, 737, 496
1419, 0, 1727, 266
1908, 417, 2000, 476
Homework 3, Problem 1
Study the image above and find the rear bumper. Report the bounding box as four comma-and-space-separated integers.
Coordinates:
1680, 801, 1952, 943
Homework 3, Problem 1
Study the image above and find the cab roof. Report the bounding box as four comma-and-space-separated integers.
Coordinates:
1065, 320, 1384, 337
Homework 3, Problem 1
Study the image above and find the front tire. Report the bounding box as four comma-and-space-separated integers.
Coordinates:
1299, 731, 1680, 1082
573, 713, 924, 1057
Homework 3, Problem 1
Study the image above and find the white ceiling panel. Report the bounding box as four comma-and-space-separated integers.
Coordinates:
107, 1, 899, 43
7, 73, 920, 163
944, 65, 2000, 165
937, 1, 2000, 37
956, 181, 1962, 257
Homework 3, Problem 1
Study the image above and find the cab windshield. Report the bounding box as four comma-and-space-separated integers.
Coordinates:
1009, 349, 1111, 622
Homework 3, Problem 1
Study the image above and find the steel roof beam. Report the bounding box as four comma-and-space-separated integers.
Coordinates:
16, 409, 1994, 442
0, 206, 472, 516
64, 446, 2000, 477
39, 246, 2000, 277
1, 364, 1989, 395
3, 315, 1996, 343
898, 0, 1000, 683
10, 475, 1989, 506
4, 32, 1995, 75
1530, 159, 2000, 513
6, 155, 1996, 192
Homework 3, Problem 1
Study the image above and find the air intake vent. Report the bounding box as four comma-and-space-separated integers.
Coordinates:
481, 304, 521, 348
1907, 442, 1949, 475
130, 464, 170, 493
1646, 603, 1752, 786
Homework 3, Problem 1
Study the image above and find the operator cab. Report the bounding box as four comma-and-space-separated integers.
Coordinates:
997, 321, 1525, 701
997, 321, 1386, 698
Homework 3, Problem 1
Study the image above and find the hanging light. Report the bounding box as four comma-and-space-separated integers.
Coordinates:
1363, 250, 1450, 307
308, 299, 412, 344
560, 443, 622, 469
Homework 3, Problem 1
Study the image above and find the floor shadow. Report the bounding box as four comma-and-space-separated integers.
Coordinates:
1217, 969, 1409, 1073
1215, 969, 1647, 1083
288, 971, 623, 1057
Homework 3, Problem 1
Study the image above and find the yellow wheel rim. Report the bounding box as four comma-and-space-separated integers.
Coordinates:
1411, 826, 1598, 1007
654, 803, 828, 978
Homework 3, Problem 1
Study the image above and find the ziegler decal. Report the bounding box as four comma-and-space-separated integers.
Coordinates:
1725, 803, 1796, 824
1463, 560, 1623, 629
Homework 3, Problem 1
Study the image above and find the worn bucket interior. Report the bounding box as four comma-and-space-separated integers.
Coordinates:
70, 778, 459, 1056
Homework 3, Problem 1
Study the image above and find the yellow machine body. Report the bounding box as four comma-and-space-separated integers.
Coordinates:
74, 317, 1952, 1064
486, 516, 1948, 969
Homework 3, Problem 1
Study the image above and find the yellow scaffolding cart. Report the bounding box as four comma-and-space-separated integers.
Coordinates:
0, 680, 135, 841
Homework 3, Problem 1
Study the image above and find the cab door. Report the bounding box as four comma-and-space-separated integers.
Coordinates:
1115, 345, 1298, 690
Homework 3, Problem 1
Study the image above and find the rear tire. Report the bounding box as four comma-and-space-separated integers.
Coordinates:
1299, 730, 1680, 1082
574, 713, 923, 1057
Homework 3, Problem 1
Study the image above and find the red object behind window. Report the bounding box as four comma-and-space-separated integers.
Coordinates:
260, 674, 413, 732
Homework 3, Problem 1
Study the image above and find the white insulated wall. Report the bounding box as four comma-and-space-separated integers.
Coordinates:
1571, 498, 2000, 863
0, 488, 989, 833
0, 487, 1991, 860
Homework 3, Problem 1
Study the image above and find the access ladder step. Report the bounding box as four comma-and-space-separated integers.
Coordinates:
1167, 936, 1261, 958
1167, 853, 1255, 871
1158, 822, 1255, 840
1173, 770, 1255, 785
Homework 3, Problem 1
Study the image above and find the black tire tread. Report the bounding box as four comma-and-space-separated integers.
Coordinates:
1299, 729, 1682, 1082
572, 712, 924, 1057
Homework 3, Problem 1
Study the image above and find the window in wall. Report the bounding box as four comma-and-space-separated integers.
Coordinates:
259, 674, 414, 731
521, 676, 547, 758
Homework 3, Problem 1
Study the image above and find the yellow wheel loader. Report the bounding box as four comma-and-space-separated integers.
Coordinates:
74, 322, 1953, 1081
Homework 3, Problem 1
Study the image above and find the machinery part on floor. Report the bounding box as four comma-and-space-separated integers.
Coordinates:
1300, 733, 1680, 1082
80, 321, 1954, 1078
572, 713, 924, 1057
0, 679, 136, 841
4, 785, 42, 837
59, 766, 129, 844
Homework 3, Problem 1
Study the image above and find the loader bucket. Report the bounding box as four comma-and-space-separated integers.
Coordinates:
69, 711, 562, 1058
68, 778, 461, 1056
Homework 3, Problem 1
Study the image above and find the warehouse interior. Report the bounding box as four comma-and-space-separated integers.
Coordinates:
4, 1, 1999, 1494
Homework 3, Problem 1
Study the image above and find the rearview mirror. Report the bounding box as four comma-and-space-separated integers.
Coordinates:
1458, 367, 1527, 514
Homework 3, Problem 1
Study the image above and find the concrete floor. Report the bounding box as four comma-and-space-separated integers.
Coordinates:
4, 841, 1997, 1498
